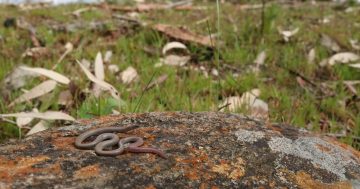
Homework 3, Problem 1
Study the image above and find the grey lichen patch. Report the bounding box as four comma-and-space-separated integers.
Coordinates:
268, 136, 357, 180
235, 129, 265, 144
57, 124, 92, 132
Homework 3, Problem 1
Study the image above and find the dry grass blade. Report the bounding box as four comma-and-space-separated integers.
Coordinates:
9, 80, 57, 107
20, 66, 70, 84
0, 111, 75, 121
76, 60, 120, 100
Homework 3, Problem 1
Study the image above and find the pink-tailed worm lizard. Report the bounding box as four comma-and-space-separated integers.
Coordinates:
74, 125, 167, 159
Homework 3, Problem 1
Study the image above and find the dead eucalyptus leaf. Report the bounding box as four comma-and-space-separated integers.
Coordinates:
348, 63, 360, 69
350, 39, 360, 50
16, 108, 39, 128
81, 59, 91, 70
219, 89, 268, 119
144, 74, 168, 91
2, 66, 40, 90
119, 66, 139, 84
94, 52, 105, 80
26, 120, 48, 136
162, 41, 188, 55
93, 52, 105, 98
108, 64, 120, 73
58, 90, 73, 106
76, 60, 120, 99
9, 80, 57, 107
0, 111, 75, 121
307, 48, 316, 64
104, 51, 113, 63
159, 55, 191, 67
152, 24, 214, 47
278, 27, 299, 42
19, 66, 70, 84
328, 52, 360, 65
112, 109, 120, 115
252, 50, 266, 73
211, 68, 219, 77
16, 116, 33, 128
21, 47, 49, 58
57, 42, 73, 64
321, 34, 341, 52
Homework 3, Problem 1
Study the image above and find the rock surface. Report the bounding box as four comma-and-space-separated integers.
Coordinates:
0, 112, 359, 189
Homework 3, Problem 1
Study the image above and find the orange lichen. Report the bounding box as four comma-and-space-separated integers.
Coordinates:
199, 183, 208, 189
52, 137, 76, 150
211, 157, 245, 180
74, 164, 100, 179
295, 171, 352, 189
145, 185, 157, 189
0, 155, 64, 184
174, 148, 216, 181
129, 163, 144, 174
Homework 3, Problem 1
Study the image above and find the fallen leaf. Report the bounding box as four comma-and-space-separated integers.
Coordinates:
236, 3, 264, 10
93, 52, 105, 98
108, 2, 200, 12
81, 59, 91, 70
158, 55, 191, 67
9, 80, 57, 107
76, 60, 120, 99
348, 63, 360, 69
108, 64, 120, 73
152, 24, 214, 47
58, 90, 73, 106
71, 7, 93, 17
211, 68, 219, 77
321, 34, 341, 52
252, 50, 266, 73
19, 66, 70, 84
307, 48, 316, 64
278, 27, 299, 42
328, 52, 360, 65
104, 51, 113, 63
349, 39, 360, 50
56, 42, 73, 65
219, 89, 268, 119
26, 120, 48, 136
144, 74, 168, 91
119, 66, 139, 84
21, 47, 49, 58
0, 111, 75, 121
16, 108, 39, 128
162, 41, 188, 55
2, 66, 40, 90
94, 52, 105, 80
16, 117, 33, 128
112, 109, 120, 115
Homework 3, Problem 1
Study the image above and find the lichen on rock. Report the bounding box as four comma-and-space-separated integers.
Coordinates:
0, 112, 359, 188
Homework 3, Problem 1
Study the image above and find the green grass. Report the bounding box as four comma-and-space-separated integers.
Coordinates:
0, 1, 359, 149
